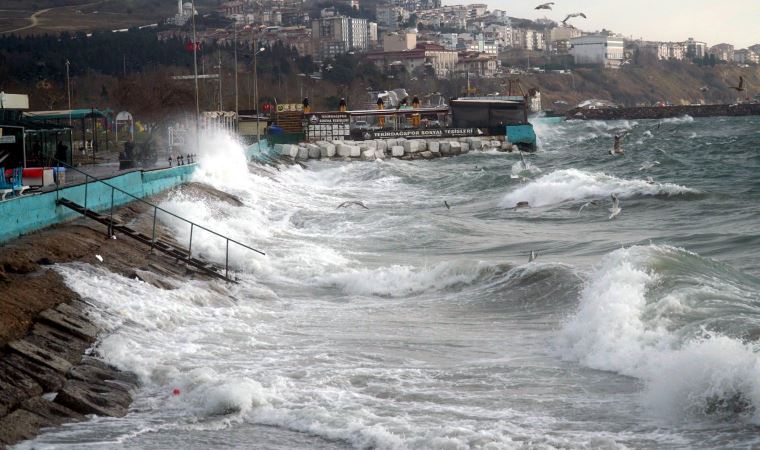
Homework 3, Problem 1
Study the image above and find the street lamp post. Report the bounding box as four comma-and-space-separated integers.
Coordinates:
253, 40, 265, 143
234, 23, 238, 128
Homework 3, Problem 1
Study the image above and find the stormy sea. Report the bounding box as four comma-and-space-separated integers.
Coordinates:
20, 115, 760, 449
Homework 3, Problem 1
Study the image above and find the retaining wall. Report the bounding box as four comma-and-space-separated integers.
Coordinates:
0, 164, 196, 244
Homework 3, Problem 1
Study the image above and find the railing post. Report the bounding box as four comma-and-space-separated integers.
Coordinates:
109, 186, 115, 237
225, 239, 229, 279
188, 223, 194, 257
83, 174, 88, 211
151, 207, 157, 251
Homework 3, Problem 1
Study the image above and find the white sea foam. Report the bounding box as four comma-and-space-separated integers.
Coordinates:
314, 261, 489, 297
501, 168, 696, 208
558, 245, 760, 422
661, 115, 694, 124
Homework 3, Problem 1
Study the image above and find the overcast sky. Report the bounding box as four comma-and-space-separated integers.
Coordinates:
450, 0, 758, 48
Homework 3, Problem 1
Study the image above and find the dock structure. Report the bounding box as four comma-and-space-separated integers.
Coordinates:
565, 103, 760, 120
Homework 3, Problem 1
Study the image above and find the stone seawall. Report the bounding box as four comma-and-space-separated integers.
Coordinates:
565, 103, 760, 121
274, 136, 514, 162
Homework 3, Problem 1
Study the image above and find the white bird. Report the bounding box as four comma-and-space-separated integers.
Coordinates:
562, 12, 587, 24
646, 176, 655, 184
639, 161, 660, 171
578, 200, 598, 214
608, 194, 621, 220
337, 201, 369, 209
535, 2, 554, 10
529, 251, 537, 262
95, 254, 104, 262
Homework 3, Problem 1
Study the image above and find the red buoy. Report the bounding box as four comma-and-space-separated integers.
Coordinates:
172, 388, 181, 396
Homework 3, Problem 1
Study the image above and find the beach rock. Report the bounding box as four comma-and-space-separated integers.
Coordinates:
4, 352, 65, 392
7, 340, 73, 375
55, 379, 132, 418
391, 146, 404, 157
0, 363, 43, 417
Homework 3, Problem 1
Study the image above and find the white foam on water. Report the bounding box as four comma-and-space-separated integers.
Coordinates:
558, 245, 760, 423
501, 168, 697, 208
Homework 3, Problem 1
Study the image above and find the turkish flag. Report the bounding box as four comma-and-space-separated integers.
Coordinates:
185, 41, 201, 52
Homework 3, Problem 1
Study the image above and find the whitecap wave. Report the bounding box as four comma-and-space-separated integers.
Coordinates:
501, 168, 697, 208
558, 245, 760, 422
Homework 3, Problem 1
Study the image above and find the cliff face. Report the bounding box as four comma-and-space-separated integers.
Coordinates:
521, 62, 760, 111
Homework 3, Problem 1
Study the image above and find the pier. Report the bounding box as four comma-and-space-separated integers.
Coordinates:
565, 103, 760, 120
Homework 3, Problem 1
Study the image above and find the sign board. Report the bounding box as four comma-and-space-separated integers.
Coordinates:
366, 128, 485, 140
276, 103, 304, 112
304, 113, 350, 141
0, 135, 16, 144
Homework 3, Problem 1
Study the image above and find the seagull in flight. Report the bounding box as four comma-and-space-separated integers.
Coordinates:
535, 2, 554, 10
638, 161, 660, 171
444, 200, 451, 210
728, 76, 745, 92
578, 200, 598, 214
608, 194, 621, 220
337, 201, 369, 209
562, 12, 587, 24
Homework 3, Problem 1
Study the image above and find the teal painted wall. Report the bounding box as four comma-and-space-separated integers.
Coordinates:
0, 164, 197, 243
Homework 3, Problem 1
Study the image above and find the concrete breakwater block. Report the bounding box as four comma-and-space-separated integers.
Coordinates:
439, 142, 451, 155
403, 140, 423, 154
278, 144, 298, 158
461, 142, 470, 153
361, 149, 376, 160
316, 141, 336, 158
306, 144, 321, 159
336, 144, 355, 157
391, 146, 404, 157
427, 141, 440, 154
450, 142, 462, 155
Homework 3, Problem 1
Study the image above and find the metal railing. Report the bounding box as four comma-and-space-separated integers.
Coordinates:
53, 160, 265, 279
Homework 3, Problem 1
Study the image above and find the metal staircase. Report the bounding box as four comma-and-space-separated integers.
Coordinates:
54, 162, 264, 283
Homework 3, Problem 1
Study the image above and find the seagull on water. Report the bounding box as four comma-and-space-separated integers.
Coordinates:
608, 194, 621, 220
535, 2, 554, 10
337, 201, 369, 209
562, 12, 587, 25
578, 200, 598, 214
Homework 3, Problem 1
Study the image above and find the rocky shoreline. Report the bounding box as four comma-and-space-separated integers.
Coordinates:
0, 182, 236, 448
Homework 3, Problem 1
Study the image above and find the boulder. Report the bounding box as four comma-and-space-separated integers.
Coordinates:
55, 379, 131, 417
391, 146, 404, 157
420, 151, 434, 159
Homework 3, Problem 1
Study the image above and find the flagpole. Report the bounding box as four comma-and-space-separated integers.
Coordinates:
234, 23, 239, 130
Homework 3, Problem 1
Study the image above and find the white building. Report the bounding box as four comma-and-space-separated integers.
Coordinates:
733, 49, 759, 64
569, 35, 625, 68
312, 16, 369, 60
684, 37, 707, 59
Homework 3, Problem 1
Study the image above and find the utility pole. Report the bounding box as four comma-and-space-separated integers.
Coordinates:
254, 37, 259, 143
65, 59, 72, 126
191, 0, 200, 150
218, 48, 223, 111
234, 23, 239, 126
